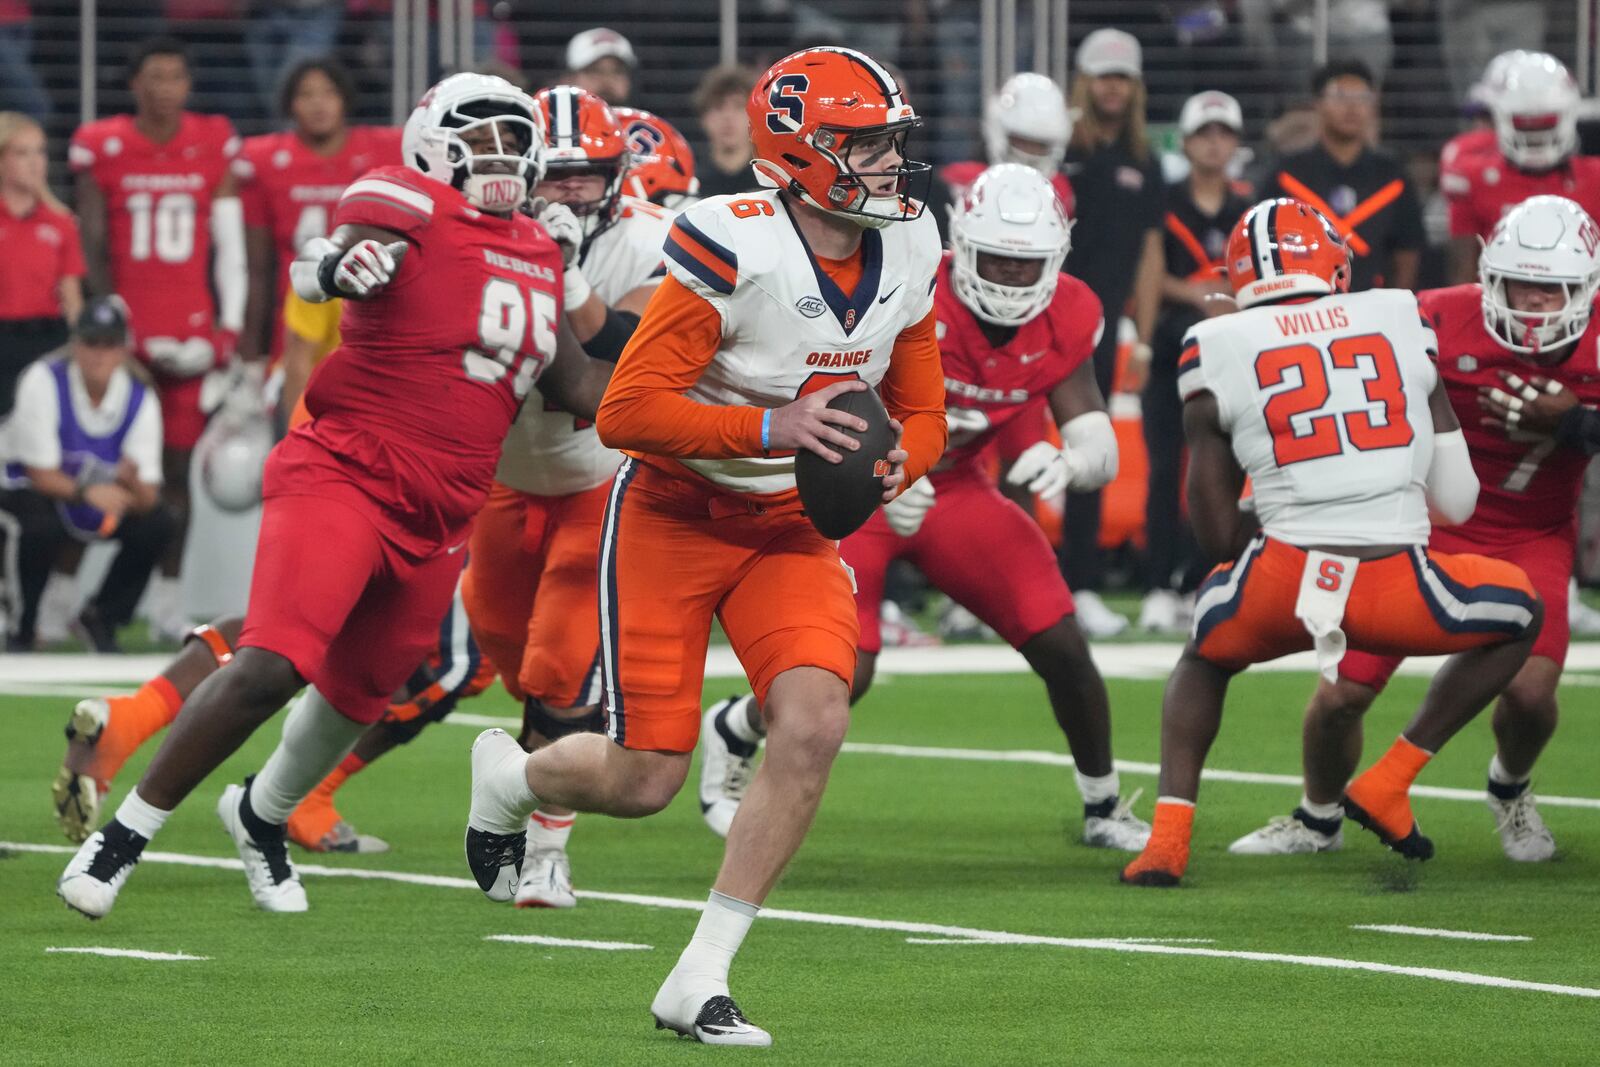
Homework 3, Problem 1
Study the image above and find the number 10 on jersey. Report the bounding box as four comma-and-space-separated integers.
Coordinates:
463, 277, 557, 399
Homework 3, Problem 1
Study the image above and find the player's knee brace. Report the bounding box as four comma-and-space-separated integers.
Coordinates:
522, 697, 606, 742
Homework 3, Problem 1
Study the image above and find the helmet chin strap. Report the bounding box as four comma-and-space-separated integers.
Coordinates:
462, 170, 529, 213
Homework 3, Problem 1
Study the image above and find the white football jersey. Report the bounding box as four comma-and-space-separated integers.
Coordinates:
494, 196, 674, 497
662, 189, 943, 495
1179, 288, 1440, 546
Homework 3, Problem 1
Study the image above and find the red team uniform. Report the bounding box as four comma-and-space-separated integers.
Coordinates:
1443, 152, 1600, 242
69, 112, 239, 447
1339, 283, 1600, 690
241, 165, 563, 722
845, 253, 1100, 652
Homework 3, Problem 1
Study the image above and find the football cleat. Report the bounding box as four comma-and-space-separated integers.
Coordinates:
1229, 811, 1344, 855
514, 847, 577, 909
1083, 792, 1152, 851
1488, 787, 1557, 862
699, 697, 760, 838
57, 821, 145, 919
651, 980, 773, 1047
67, 697, 110, 746
465, 729, 530, 901
308, 820, 391, 854
1072, 590, 1129, 638
1341, 792, 1434, 860
52, 766, 101, 844
217, 782, 309, 912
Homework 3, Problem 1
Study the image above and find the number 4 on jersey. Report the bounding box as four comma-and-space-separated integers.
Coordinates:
462, 278, 557, 399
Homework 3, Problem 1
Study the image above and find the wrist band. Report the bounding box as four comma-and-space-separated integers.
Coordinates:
761, 409, 772, 455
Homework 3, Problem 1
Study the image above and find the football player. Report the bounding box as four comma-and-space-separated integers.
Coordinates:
70, 37, 246, 642
465, 47, 946, 1045
1120, 198, 1542, 888
615, 106, 700, 209
697, 164, 1148, 851
1230, 195, 1600, 862
935, 72, 1074, 237
461, 86, 673, 909
57, 73, 615, 919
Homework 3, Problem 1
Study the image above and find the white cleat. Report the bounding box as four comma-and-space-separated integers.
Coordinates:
699, 697, 760, 839
651, 975, 772, 1047
1568, 582, 1600, 636
57, 824, 144, 919
68, 697, 111, 745
465, 729, 530, 901
1488, 788, 1557, 862
1137, 589, 1191, 634
1073, 590, 1130, 639
217, 783, 308, 912
514, 847, 577, 909
1229, 813, 1344, 855
1082, 792, 1152, 851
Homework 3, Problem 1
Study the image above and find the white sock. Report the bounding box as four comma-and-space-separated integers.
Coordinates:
528, 810, 575, 851
1488, 754, 1527, 787
725, 695, 766, 742
115, 790, 172, 841
673, 890, 759, 992
249, 687, 368, 824
1075, 769, 1120, 807
1298, 794, 1343, 822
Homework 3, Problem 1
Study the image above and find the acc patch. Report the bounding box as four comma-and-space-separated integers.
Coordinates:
796, 295, 826, 318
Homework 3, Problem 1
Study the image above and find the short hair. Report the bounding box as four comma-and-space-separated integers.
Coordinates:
692, 64, 758, 116
1311, 59, 1375, 96
278, 57, 356, 120
127, 37, 190, 83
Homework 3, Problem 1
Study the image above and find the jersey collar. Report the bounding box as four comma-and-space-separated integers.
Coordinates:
782, 202, 883, 336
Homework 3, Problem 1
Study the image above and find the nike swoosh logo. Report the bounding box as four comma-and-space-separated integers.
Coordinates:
877, 284, 903, 304
447, 542, 466, 555
1019, 350, 1047, 364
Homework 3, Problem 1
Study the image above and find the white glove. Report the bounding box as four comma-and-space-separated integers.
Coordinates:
332, 239, 408, 297
1005, 441, 1069, 500
883, 477, 935, 537
945, 406, 992, 449
144, 335, 217, 379
529, 197, 583, 267
290, 236, 338, 302
200, 358, 269, 418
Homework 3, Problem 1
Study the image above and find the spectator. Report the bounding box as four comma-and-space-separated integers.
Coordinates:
1264, 59, 1425, 292
691, 64, 761, 198
1059, 27, 1165, 638
1140, 91, 1250, 634
564, 27, 635, 106
0, 112, 84, 421
0, 2, 49, 121
243, 1, 344, 120
1, 298, 174, 652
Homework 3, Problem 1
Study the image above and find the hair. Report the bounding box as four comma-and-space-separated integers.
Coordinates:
126, 36, 190, 83
1311, 58, 1375, 96
1068, 73, 1150, 162
692, 64, 758, 116
278, 57, 356, 121
0, 112, 68, 213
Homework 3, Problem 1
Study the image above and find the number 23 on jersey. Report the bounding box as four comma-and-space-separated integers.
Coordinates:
1255, 331, 1414, 467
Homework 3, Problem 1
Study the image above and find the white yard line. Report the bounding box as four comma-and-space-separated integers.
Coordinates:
1352, 924, 1533, 943
485, 934, 652, 951
45, 946, 208, 961
5, 841, 1595, 1000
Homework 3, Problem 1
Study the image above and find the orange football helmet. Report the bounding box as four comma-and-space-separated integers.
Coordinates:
614, 106, 699, 208
534, 85, 631, 241
1226, 197, 1351, 309
748, 46, 930, 227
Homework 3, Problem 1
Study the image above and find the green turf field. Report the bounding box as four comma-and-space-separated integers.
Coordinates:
3, 666, 1598, 1064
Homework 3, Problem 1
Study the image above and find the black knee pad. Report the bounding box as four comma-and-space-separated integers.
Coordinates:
522, 697, 605, 741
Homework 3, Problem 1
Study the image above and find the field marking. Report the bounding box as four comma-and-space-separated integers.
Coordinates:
905, 937, 1217, 945
45, 946, 208, 961
1352, 924, 1533, 943
5, 841, 1596, 1001
485, 934, 652, 951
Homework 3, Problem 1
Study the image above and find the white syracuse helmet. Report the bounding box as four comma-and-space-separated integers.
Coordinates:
1480, 195, 1600, 354
949, 163, 1072, 326
983, 72, 1072, 175
402, 72, 546, 213
1490, 51, 1579, 171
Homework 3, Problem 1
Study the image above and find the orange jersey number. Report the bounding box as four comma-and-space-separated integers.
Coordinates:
1255, 331, 1412, 468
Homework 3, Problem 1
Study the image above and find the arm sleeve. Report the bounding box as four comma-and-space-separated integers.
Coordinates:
1555, 404, 1600, 457
1425, 428, 1479, 525
211, 196, 247, 332
125, 390, 164, 486
878, 306, 948, 489
12, 363, 62, 470
594, 275, 763, 458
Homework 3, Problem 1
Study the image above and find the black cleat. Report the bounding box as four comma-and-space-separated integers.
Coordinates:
465, 826, 526, 901
1342, 793, 1435, 860
653, 994, 773, 1047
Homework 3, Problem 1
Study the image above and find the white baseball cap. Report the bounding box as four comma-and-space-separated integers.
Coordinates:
1077, 28, 1142, 78
1179, 90, 1244, 136
566, 27, 637, 72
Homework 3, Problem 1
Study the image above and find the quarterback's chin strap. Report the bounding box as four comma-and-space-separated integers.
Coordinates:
1425, 428, 1479, 526
1061, 410, 1118, 492
210, 197, 247, 333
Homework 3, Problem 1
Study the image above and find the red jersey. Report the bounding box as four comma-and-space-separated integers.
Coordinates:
1419, 284, 1600, 540
69, 112, 238, 344
293, 166, 564, 550
940, 160, 1075, 219
0, 199, 85, 319
1442, 149, 1600, 241
933, 252, 1101, 473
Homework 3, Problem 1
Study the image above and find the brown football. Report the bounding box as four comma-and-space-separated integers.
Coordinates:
795, 386, 895, 540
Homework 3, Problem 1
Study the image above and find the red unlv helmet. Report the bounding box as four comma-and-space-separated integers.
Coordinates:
1226, 197, 1351, 309
534, 85, 631, 241
613, 106, 699, 208
748, 47, 931, 228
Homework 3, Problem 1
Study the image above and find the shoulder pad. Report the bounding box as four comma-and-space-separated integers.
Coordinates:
663, 197, 745, 297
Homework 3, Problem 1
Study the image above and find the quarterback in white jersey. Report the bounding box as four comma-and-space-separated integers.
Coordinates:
466, 47, 947, 1045
1122, 198, 1541, 889
459, 88, 667, 910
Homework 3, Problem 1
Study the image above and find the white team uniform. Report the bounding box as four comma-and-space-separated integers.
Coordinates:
493, 196, 674, 496
662, 189, 943, 495
1178, 288, 1440, 547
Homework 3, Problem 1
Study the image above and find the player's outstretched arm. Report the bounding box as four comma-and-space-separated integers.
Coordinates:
535, 315, 615, 423
290, 223, 409, 303
1182, 391, 1254, 563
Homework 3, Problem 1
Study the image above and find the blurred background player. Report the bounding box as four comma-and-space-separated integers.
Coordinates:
462, 84, 665, 910
70, 37, 246, 644
1231, 196, 1600, 863
935, 72, 1073, 239
615, 106, 699, 210
1122, 199, 1540, 888
699, 164, 1148, 850
563, 27, 634, 107
465, 46, 945, 1045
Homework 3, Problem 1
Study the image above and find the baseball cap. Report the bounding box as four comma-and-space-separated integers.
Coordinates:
1179, 90, 1244, 136
566, 27, 637, 72
1077, 28, 1142, 78
74, 296, 129, 346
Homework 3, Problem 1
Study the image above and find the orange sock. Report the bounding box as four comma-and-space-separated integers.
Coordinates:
1346, 735, 1432, 839
1122, 798, 1195, 884
85, 677, 182, 787
288, 753, 367, 850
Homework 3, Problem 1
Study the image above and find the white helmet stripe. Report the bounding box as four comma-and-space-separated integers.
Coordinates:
554, 86, 576, 142
818, 46, 903, 108
1251, 203, 1277, 281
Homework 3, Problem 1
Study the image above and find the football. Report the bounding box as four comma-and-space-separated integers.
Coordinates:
795, 385, 896, 540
